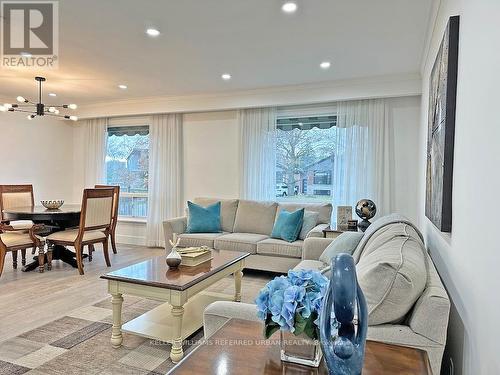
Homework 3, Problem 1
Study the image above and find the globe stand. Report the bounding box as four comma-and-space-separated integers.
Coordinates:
357, 219, 371, 232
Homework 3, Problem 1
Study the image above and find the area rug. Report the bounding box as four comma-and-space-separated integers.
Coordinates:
0, 273, 270, 375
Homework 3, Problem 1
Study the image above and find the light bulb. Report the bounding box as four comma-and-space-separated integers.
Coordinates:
17, 96, 25, 103
68, 104, 77, 109
282, 2, 297, 13
118, 84, 127, 89
146, 28, 160, 37
48, 106, 56, 113
0, 105, 7, 112
69, 115, 78, 121
54, 109, 60, 115
221, 73, 231, 80
320, 61, 331, 69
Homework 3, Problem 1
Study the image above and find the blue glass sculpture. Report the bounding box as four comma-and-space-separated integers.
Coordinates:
320, 253, 368, 375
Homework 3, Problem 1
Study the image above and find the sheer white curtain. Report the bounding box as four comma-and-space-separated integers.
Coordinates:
239, 107, 277, 200
83, 118, 108, 187
146, 114, 183, 247
333, 99, 394, 218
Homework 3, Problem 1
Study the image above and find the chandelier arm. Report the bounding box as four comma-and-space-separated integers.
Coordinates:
44, 112, 67, 119
10, 108, 36, 114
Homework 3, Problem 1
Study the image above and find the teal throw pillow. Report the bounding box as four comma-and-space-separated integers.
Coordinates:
186, 201, 221, 233
271, 208, 305, 242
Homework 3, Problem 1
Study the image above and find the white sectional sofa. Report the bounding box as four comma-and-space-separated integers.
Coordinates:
202, 214, 450, 375
163, 197, 333, 273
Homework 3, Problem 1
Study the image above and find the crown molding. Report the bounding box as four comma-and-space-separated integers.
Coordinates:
76, 73, 422, 119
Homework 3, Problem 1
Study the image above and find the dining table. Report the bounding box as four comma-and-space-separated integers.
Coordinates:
2, 204, 85, 272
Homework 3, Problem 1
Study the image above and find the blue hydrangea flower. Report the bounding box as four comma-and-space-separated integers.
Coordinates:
255, 270, 328, 335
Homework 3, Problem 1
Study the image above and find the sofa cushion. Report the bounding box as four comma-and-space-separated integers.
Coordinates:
277, 202, 332, 224
271, 208, 304, 242
299, 211, 319, 240
319, 232, 364, 265
186, 201, 221, 233
233, 200, 278, 235
257, 238, 303, 259
293, 259, 326, 272
214, 233, 269, 254
356, 223, 427, 325
178, 232, 226, 248
192, 197, 239, 233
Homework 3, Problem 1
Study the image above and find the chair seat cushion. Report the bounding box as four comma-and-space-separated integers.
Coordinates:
257, 238, 303, 258
47, 229, 106, 243
0, 232, 42, 248
9, 220, 34, 231
214, 233, 269, 254
178, 232, 226, 248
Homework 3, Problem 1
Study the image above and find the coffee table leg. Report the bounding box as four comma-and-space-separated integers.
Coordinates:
234, 267, 243, 302
170, 305, 185, 363
111, 293, 123, 348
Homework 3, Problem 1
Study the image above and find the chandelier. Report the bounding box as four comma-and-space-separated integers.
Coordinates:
0, 76, 78, 121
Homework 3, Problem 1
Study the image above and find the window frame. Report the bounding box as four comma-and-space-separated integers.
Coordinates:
275, 107, 336, 203
106, 116, 151, 220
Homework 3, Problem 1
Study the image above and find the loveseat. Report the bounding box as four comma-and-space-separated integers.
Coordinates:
163, 197, 332, 273
202, 214, 450, 375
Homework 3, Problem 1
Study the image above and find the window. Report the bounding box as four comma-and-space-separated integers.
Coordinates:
106, 125, 149, 218
276, 114, 336, 202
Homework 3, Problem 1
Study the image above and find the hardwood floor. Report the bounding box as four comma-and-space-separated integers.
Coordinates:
0, 244, 164, 342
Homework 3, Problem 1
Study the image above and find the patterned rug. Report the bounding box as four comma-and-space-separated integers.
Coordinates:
0, 272, 270, 375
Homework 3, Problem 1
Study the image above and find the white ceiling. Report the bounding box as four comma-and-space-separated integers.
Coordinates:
0, 0, 433, 105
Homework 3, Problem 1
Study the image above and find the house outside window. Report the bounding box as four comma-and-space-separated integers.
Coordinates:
106, 125, 149, 218
275, 113, 336, 202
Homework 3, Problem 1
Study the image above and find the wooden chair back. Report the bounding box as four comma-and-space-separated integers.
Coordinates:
94, 185, 120, 227
0, 185, 34, 221
77, 188, 114, 237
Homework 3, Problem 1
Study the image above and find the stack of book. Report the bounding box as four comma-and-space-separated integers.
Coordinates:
177, 246, 213, 267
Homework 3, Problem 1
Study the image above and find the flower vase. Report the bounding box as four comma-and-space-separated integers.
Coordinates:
280, 331, 322, 367
166, 247, 182, 268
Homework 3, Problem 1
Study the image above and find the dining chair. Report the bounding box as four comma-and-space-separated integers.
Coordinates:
90, 185, 120, 260
0, 225, 44, 276
0, 184, 35, 269
47, 188, 114, 275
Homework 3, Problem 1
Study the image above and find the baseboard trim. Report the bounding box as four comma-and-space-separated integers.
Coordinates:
116, 234, 146, 246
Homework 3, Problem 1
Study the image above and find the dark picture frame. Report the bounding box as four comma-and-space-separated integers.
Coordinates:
425, 16, 460, 232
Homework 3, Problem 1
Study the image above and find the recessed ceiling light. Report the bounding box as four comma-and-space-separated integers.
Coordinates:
221, 73, 231, 81
20, 52, 32, 57
49, 93, 57, 97
118, 84, 128, 90
320, 61, 331, 69
146, 28, 160, 37
282, 2, 297, 13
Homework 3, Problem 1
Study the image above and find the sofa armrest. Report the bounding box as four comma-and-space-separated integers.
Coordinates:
302, 237, 334, 260
306, 223, 329, 238
203, 301, 259, 339
163, 216, 187, 251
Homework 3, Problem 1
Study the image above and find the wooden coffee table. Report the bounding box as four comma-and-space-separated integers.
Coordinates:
101, 250, 249, 363
168, 319, 432, 374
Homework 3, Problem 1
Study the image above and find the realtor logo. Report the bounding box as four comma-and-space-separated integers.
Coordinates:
1, 1, 59, 68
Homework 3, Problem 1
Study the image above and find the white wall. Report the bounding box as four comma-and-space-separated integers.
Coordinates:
418, 1, 500, 374
183, 111, 240, 201
0, 116, 74, 202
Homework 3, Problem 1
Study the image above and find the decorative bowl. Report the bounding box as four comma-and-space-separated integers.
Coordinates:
41, 200, 64, 209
